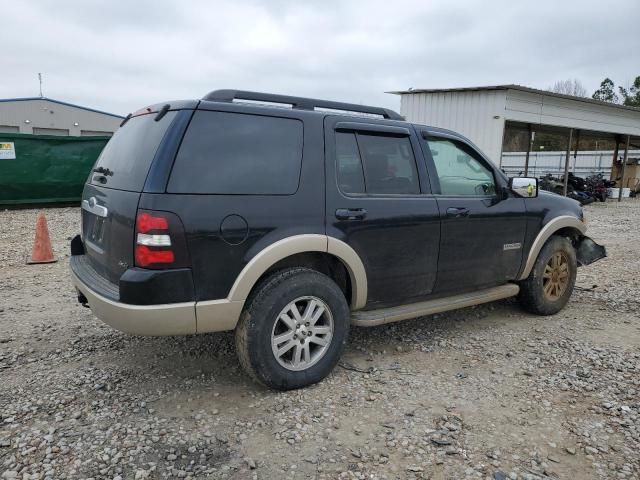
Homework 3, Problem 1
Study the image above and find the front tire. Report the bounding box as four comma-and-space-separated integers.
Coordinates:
235, 267, 350, 390
518, 236, 577, 315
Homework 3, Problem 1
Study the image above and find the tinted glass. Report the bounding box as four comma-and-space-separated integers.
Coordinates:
358, 134, 419, 195
336, 132, 365, 194
168, 111, 303, 195
91, 112, 176, 191
426, 138, 496, 196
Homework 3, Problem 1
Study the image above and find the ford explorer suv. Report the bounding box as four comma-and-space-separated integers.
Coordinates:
70, 89, 606, 390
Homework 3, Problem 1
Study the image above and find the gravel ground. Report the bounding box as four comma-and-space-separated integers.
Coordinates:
1, 200, 639, 480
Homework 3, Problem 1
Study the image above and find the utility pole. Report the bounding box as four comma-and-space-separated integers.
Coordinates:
38, 73, 43, 97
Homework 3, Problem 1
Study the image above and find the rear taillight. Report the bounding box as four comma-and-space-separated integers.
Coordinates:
135, 245, 175, 266
136, 212, 169, 233
134, 210, 188, 268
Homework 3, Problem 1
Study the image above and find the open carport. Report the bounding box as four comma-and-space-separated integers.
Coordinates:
391, 85, 640, 201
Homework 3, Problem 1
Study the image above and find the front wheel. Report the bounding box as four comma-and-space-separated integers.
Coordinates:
518, 236, 577, 315
235, 267, 350, 390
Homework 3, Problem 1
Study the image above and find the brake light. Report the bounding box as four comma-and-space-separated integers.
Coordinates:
134, 211, 175, 268
136, 212, 169, 233
135, 245, 175, 266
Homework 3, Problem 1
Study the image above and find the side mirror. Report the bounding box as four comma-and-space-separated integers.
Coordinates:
510, 177, 538, 198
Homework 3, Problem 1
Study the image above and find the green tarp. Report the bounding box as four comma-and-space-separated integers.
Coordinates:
0, 133, 109, 205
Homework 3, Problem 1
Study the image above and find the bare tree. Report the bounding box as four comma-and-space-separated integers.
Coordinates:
548, 79, 588, 97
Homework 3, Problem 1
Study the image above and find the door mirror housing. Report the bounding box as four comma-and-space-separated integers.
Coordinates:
510, 177, 538, 198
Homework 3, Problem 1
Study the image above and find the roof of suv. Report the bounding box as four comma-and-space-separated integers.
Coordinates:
200, 89, 405, 121
195, 91, 500, 173
131, 90, 406, 127
134, 90, 482, 154
133, 90, 482, 148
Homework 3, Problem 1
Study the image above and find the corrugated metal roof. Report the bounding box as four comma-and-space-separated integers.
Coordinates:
0, 96, 124, 118
388, 84, 640, 114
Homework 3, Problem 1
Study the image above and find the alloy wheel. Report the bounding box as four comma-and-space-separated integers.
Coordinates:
270, 296, 334, 371
543, 252, 570, 301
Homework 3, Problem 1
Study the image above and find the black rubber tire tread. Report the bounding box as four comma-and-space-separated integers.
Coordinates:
518, 235, 577, 315
235, 267, 350, 390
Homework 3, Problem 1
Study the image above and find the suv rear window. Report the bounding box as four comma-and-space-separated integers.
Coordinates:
90, 112, 176, 191
336, 132, 420, 195
168, 111, 303, 195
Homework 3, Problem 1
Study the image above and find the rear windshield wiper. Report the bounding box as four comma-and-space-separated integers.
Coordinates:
93, 166, 113, 176
92, 166, 113, 185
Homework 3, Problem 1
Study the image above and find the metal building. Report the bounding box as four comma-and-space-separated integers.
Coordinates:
390, 85, 640, 200
0, 97, 123, 136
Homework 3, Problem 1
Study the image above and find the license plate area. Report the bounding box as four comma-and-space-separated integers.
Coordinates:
89, 216, 106, 244
82, 203, 110, 255
79, 185, 140, 285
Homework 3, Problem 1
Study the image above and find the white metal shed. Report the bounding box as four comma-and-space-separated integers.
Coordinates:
391, 85, 640, 159
389, 85, 640, 199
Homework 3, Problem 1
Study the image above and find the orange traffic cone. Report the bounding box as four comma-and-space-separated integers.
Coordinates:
27, 211, 57, 264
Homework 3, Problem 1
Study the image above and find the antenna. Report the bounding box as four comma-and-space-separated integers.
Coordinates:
38, 73, 43, 97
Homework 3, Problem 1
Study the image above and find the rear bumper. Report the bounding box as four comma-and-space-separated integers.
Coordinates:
70, 235, 241, 335
70, 267, 197, 336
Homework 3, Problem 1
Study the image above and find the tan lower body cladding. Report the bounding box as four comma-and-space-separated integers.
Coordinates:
352, 284, 520, 327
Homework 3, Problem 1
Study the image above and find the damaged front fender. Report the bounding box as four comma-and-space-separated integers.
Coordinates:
575, 236, 606, 266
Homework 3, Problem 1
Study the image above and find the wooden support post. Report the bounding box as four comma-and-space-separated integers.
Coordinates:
611, 141, 619, 182
499, 122, 507, 168
573, 130, 580, 174
524, 124, 533, 177
563, 128, 573, 196
618, 135, 630, 202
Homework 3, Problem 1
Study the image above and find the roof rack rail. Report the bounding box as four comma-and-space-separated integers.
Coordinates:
202, 89, 404, 121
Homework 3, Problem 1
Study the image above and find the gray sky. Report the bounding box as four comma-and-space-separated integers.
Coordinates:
3, 0, 639, 116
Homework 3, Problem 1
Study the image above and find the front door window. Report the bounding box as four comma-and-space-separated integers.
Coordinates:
426, 138, 496, 196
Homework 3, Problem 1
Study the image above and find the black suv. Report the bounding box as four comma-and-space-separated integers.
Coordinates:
70, 89, 605, 390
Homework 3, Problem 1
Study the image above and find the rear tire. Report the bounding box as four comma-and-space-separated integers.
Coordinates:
518, 236, 577, 315
235, 267, 350, 390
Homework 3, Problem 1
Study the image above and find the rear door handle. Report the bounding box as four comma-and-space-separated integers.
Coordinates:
82, 197, 109, 218
446, 207, 469, 218
335, 208, 367, 220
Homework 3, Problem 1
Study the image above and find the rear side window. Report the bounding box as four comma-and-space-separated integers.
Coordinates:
91, 112, 177, 191
336, 132, 420, 195
336, 132, 365, 194
168, 111, 303, 195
